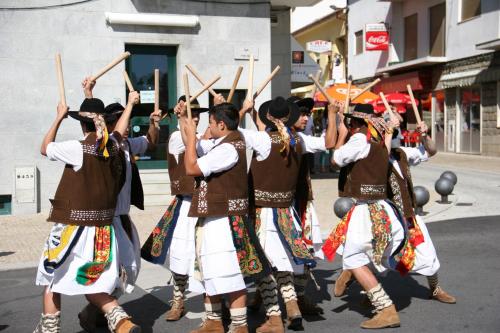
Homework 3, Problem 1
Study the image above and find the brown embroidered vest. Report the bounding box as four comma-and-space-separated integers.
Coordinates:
296, 155, 314, 202
47, 133, 125, 226
338, 140, 389, 201
167, 132, 195, 196
188, 131, 248, 217
250, 131, 303, 208
388, 148, 416, 218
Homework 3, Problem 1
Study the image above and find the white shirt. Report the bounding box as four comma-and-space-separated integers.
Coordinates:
390, 146, 429, 178
115, 136, 149, 215
333, 133, 371, 167
298, 132, 327, 154
168, 130, 209, 162
238, 128, 271, 161
197, 136, 239, 178
46, 134, 120, 172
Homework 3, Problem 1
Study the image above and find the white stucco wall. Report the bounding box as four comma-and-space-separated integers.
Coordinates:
0, 0, 272, 215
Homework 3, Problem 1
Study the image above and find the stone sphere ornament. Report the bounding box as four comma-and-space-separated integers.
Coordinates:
334, 197, 355, 219
413, 186, 430, 215
440, 171, 458, 185
435, 177, 454, 204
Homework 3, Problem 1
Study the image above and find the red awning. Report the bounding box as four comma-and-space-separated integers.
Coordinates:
373, 70, 431, 93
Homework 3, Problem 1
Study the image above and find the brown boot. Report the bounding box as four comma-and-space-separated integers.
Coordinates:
431, 286, 456, 304
165, 298, 185, 321
360, 304, 400, 329
285, 299, 303, 330
256, 315, 285, 333
115, 318, 141, 333
297, 296, 323, 315
190, 319, 224, 333
229, 325, 249, 333
247, 290, 262, 311
333, 270, 353, 297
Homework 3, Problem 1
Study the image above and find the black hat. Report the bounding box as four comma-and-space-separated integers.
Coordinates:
165, 95, 208, 117
345, 103, 377, 120
287, 96, 314, 112
68, 98, 107, 123
258, 96, 300, 129
103, 103, 125, 123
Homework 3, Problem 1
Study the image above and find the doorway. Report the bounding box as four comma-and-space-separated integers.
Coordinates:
125, 44, 177, 169
458, 87, 481, 154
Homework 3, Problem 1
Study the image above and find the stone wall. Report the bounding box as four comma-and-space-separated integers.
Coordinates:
481, 82, 500, 156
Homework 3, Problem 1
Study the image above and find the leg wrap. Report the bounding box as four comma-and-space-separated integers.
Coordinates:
257, 274, 281, 317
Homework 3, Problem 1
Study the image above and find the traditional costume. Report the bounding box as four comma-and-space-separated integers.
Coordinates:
34, 98, 140, 333
141, 97, 209, 321
185, 105, 271, 333
322, 104, 407, 329
249, 97, 325, 331
77, 102, 151, 331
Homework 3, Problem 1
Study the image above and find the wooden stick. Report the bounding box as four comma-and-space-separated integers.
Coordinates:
254, 65, 281, 99
55, 53, 66, 107
406, 84, 422, 124
90, 51, 131, 81
123, 70, 134, 92
227, 66, 243, 103
185, 64, 217, 97
344, 80, 352, 114
379, 92, 404, 122
350, 78, 381, 101
246, 54, 254, 101
154, 69, 160, 113
183, 73, 192, 121
310, 70, 321, 98
308, 74, 334, 105
190, 75, 221, 102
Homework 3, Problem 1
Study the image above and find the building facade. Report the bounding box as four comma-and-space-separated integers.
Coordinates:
347, 0, 500, 156
0, 0, 315, 215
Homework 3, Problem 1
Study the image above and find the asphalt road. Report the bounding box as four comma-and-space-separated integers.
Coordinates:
1, 215, 499, 333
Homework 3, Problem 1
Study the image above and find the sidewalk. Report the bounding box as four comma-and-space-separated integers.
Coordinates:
2, 152, 499, 270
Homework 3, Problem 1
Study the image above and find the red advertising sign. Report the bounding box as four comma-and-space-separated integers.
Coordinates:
365, 24, 389, 51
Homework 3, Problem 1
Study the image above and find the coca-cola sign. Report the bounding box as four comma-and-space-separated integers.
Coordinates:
365, 23, 389, 51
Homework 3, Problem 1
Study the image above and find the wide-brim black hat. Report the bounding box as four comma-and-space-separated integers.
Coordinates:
258, 96, 300, 129
68, 98, 107, 123
345, 103, 377, 120
166, 95, 209, 116
287, 96, 314, 112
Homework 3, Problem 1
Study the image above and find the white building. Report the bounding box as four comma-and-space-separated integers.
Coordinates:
0, 0, 317, 216
347, 0, 500, 156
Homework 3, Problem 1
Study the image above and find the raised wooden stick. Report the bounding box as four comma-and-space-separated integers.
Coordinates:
183, 73, 192, 121
55, 53, 66, 107
90, 51, 131, 81
406, 84, 422, 124
246, 54, 254, 101
190, 75, 221, 102
379, 92, 404, 122
161, 75, 220, 120
154, 69, 160, 113
310, 70, 321, 98
308, 74, 334, 105
350, 78, 381, 101
254, 65, 281, 99
123, 70, 134, 92
344, 80, 352, 114
185, 64, 217, 97
227, 66, 243, 103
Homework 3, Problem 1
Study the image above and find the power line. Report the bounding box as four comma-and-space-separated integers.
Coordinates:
0, 0, 99, 11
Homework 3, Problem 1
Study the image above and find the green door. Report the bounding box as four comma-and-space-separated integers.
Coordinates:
125, 44, 177, 169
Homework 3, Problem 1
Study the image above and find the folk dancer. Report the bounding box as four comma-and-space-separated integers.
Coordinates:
35, 90, 141, 333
